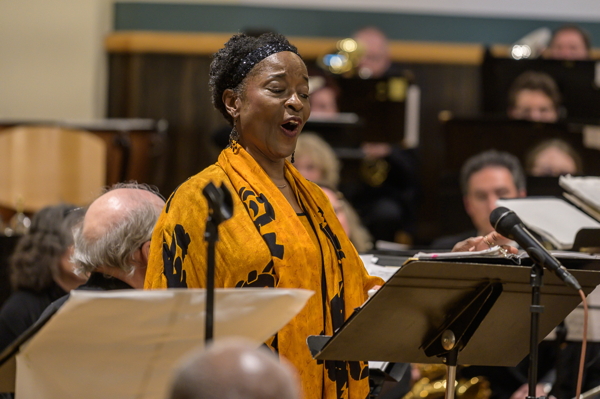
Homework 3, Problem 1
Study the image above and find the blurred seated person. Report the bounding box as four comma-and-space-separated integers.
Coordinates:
169, 339, 301, 399
353, 26, 402, 79
0, 204, 86, 352
507, 71, 561, 123
346, 27, 419, 243
293, 133, 372, 251
294, 132, 340, 189
308, 76, 340, 117
544, 24, 591, 60
351, 142, 419, 243
430, 150, 526, 249
526, 139, 583, 177
320, 186, 372, 253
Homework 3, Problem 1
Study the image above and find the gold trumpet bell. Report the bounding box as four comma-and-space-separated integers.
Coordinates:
403, 365, 491, 399
317, 38, 364, 76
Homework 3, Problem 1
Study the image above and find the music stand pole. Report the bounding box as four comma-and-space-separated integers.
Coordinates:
204, 213, 217, 343
527, 263, 544, 399
444, 345, 459, 399
202, 183, 233, 344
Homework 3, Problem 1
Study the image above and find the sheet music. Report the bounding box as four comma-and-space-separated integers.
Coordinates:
560, 175, 600, 213
13, 288, 313, 399
497, 197, 600, 250
361, 255, 401, 282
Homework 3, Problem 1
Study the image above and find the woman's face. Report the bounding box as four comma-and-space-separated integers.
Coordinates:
294, 153, 323, 183
509, 89, 558, 123
234, 51, 310, 162
531, 146, 577, 176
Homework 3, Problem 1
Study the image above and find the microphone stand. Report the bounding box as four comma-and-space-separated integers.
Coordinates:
202, 182, 233, 344
527, 262, 545, 399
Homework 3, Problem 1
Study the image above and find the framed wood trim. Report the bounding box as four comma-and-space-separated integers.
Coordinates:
105, 31, 488, 65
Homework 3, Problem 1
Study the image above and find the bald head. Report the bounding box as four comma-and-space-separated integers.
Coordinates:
73, 183, 165, 279
170, 340, 301, 399
83, 188, 165, 241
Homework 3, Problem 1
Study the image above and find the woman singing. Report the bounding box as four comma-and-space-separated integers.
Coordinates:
145, 33, 383, 399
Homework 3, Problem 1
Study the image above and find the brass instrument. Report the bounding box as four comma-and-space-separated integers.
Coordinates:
403, 364, 491, 399
317, 38, 363, 76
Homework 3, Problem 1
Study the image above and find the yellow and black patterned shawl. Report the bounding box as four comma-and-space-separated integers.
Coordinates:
145, 146, 383, 399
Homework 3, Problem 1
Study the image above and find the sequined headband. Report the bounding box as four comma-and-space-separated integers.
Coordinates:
231, 43, 298, 87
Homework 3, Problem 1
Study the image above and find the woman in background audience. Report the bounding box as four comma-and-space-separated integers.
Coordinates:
0, 204, 86, 351
507, 71, 561, 123
526, 139, 583, 177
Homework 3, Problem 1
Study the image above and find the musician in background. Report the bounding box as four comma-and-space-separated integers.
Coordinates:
0, 204, 85, 352
507, 71, 561, 123
71, 183, 165, 290
352, 26, 398, 79
308, 76, 340, 117
545, 25, 592, 61
430, 150, 526, 249
525, 139, 583, 177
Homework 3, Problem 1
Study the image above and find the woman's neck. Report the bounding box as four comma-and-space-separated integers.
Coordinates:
242, 146, 287, 185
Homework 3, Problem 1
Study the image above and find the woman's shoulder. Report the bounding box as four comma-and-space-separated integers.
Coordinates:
163, 164, 229, 207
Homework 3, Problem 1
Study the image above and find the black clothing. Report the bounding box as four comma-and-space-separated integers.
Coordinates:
351, 147, 419, 242
552, 341, 600, 399
40, 272, 134, 319
78, 272, 134, 291
0, 282, 66, 352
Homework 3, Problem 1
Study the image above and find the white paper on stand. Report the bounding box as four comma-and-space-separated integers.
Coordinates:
361, 255, 401, 282
15, 288, 313, 399
496, 197, 600, 249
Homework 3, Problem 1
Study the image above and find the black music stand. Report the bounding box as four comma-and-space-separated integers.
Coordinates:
308, 260, 600, 399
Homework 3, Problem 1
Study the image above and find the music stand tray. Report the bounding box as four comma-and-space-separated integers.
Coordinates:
309, 260, 600, 367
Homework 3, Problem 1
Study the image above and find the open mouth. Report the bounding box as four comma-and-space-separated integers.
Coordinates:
281, 120, 300, 135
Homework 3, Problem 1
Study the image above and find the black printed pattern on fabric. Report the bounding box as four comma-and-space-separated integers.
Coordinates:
163, 224, 190, 288
315, 206, 368, 398
164, 180, 187, 214
234, 187, 284, 289
236, 186, 285, 354
235, 260, 276, 288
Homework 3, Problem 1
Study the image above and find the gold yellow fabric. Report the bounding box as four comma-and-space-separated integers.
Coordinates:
145, 146, 383, 399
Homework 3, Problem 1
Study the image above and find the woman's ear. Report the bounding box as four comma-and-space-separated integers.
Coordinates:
223, 89, 240, 121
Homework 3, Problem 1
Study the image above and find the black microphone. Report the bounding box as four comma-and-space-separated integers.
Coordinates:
490, 207, 581, 291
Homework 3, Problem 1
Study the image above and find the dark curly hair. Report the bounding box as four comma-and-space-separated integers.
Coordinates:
208, 33, 299, 125
9, 204, 83, 292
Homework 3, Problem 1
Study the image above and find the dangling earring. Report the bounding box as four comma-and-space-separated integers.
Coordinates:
291, 151, 295, 164
229, 124, 240, 151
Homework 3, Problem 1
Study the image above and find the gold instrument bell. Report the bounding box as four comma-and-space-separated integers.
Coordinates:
317, 38, 364, 76
403, 364, 491, 399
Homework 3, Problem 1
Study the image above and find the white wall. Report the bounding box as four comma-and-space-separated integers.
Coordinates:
0, 0, 112, 120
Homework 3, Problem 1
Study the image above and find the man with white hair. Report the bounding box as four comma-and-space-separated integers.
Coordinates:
71, 182, 165, 289
169, 339, 301, 399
